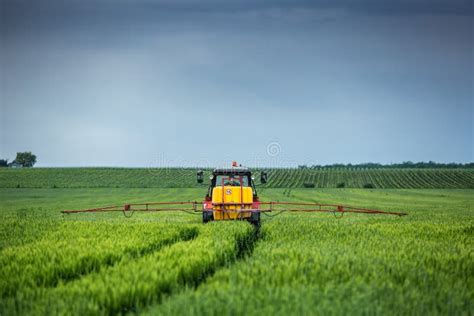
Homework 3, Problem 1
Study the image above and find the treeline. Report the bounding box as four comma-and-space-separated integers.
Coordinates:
298, 161, 474, 169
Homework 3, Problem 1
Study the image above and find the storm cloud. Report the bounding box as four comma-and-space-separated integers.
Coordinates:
1, 0, 472, 166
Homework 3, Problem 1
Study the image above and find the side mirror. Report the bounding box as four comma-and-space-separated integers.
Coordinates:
260, 171, 267, 184
197, 170, 203, 184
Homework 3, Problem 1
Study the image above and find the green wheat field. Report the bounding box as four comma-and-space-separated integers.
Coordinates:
0, 168, 473, 315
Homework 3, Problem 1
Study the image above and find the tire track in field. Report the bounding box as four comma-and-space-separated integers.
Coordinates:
113, 224, 262, 315
0, 227, 198, 298
2, 223, 261, 316
47, 227, 199, 287
131, 224, 262, 314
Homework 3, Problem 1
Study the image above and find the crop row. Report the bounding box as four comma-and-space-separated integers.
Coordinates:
0, 168, 473, 189
1, 221, 255, 315
0, 221, 193, 298
0, 187, 472, 315
145, 214, 473, 315
264, 169, 474, 188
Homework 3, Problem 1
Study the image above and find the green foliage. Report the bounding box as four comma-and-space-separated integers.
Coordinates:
14, 152, 37, 167
0, 188, 472, 315
0, 213, 253, 315
148, 211, 473, 315
0, 222, 193, 298
0, 167, 473, 189
0, 159, 8, 167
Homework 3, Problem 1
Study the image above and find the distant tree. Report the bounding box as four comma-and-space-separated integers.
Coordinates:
0, 159, 8, 167
15, 152, 37, 167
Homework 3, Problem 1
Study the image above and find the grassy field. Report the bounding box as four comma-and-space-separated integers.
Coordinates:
0, 187, 472, 315
1, 167, 473, 189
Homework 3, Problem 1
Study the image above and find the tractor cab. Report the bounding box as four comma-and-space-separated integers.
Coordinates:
210, 167, 254, 196
198, 162, 267, 225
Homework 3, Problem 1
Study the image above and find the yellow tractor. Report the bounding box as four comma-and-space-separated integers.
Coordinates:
197, 162, 267, 226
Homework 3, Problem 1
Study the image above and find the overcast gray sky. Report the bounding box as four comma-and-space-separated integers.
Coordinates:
1, 0, 472, 167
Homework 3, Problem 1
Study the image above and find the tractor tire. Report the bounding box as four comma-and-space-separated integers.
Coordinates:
248, 211, 260, 227
202, 210, 213, 223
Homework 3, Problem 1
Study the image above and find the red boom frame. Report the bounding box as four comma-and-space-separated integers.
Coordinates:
62, 201, 407, 217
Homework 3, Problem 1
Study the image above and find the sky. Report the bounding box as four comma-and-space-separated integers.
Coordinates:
0, 0, 473, 167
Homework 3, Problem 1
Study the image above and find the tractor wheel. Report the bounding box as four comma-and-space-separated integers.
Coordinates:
248, 212, 260, 227
202, 210, 213, 223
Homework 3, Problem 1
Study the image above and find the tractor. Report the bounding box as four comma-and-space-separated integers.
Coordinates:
61, 162, 407, 220
197, 162, 267, 226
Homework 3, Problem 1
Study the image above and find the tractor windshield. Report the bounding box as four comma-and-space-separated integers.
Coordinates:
215, 175, 249, 187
